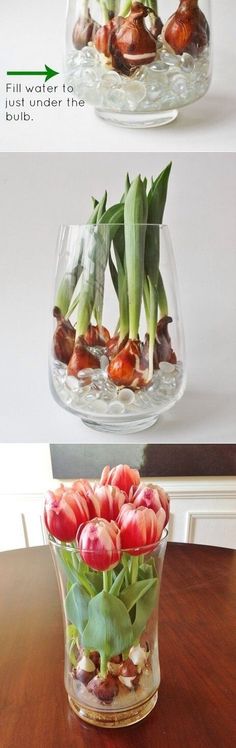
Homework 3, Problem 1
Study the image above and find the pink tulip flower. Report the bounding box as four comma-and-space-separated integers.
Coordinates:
100, 464, 140, 496
94, 485, 126, 521
44, 489, 86, 542
72, 479, 101, 519
117, 503, 166, 555
76, 518, 121, 571
130, 483, 170, 526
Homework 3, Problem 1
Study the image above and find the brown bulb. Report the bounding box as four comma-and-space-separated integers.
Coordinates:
72, 12, 99, 50
87, 674, 119, 703
162, 0, 209, 56
108, 339, 148, 389
84, 324, 110, 347
67, 337, 100, 376
94, 16, 125, 57
111, 2, 157, 71
53, 307, 75, 365
106, 333, 128, 358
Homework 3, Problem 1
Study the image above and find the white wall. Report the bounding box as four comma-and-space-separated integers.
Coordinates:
0, 152, 236, 444
0, 445, 235, 552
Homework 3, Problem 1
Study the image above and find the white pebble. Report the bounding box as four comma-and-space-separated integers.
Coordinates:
108, 401, 125, 415
92, 400, 108, 414
118, 389, 135, 405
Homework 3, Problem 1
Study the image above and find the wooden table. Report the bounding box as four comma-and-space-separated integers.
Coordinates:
0, 544, 235, 748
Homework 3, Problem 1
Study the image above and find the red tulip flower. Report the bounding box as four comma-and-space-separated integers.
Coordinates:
94, 485, 126, 522
117, 503, 166, 555
72, 479, 101, 519
130, 483, 170, 526
100, 464, 140, 496
76, 518, 121, 571
44, 488, 89, 542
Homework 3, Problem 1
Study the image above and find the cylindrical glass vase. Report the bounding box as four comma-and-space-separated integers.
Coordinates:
49, 223, 186, 433
65, 0, 212, 127
49, 530, 168, 727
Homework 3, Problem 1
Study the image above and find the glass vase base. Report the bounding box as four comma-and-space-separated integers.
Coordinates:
95, 108, 178, 129
68, 690, 158, 728
81, 415, 159, 433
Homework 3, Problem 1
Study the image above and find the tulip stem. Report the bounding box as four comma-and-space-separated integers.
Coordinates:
100, 653, 108, 679
131, 556, 139, 585
103, 570, 110, 592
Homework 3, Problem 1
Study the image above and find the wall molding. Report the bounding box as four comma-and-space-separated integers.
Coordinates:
185, 511, 236, 543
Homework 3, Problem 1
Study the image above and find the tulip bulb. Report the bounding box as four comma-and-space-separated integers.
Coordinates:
87, 674, 119, 702
108, 338, 149, 389
95, 17, 125, 58
111, 2, 157, 73
144, 315, 177, 369
162, 0, 209, 57
72, 11, 99, 50
67, 336, 100, 376
83, 324, 110, 347
53, 307, 75, 365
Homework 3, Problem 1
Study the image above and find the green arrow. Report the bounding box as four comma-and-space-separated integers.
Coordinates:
7, 64, 59, 83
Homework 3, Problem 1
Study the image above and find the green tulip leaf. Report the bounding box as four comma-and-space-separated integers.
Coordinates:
59, 550, 80, 585
65, 583, 90, 635
120, 578, 156, 612
110, 568, 126, 596
132, 578, 159, 642
138, 562, 154, 580
82, 591, 133, 658
86, 571, 103, 594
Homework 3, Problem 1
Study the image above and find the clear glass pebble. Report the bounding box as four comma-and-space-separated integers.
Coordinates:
101, 70, 122, 86
159, 362, 176, 375
100, 355, 109, 370
149, 61, 169, 72
66, 375, 80, 392
160, 51, 181, 67
181, 53, 195, 72
79, 46, 100, 64
146, 83, 164, 102
170, 74, 187, 95
105, 86, 126, 110
78, 368, 94, 379
124, 81, 146, 110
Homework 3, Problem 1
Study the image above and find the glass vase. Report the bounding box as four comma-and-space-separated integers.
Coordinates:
49, 223, 186, 433
49, 530, 168, 727
65, 0, 212, 127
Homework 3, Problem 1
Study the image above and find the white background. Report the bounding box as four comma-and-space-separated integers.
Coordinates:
0, 151, 236, 443
0, 1, 236, 152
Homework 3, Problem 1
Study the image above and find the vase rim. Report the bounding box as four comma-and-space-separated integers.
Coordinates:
58, 223, 169, 229
48, 527, 168, 554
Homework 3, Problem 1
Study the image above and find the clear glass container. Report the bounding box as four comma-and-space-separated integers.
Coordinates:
65, 0, 212, 127
49, 530, 168, 727
49, 223, 186, 433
